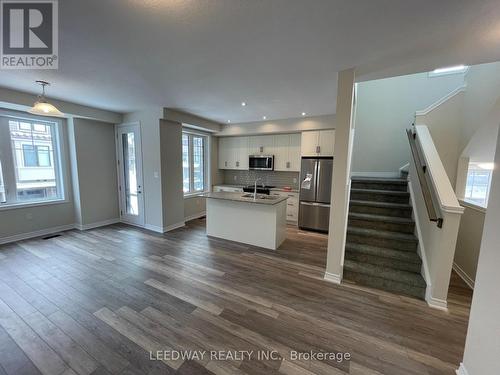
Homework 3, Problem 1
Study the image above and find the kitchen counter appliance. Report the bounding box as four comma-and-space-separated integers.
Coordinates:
249, 155, 274, 170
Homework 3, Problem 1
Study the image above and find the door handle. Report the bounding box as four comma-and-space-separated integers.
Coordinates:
316, 146, 321, 154
300, 202, 330, 208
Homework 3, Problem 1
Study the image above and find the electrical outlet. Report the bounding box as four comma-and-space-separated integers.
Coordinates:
154, 171, 159, 178
293, 178, 297, 184
234, 175, 237, 181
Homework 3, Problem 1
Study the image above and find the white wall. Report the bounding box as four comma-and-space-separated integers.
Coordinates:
408, 126, 463, 309
459, 128, 500, 375
352, 72, 465, 174
216, 115, 335, 136
415, 90, 464, 186
160, 120, 185, 229
325, 69, 355, 283
68, 118, 119, 227
453, 202, 485, 287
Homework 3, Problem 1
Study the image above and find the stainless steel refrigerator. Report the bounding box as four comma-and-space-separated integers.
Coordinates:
298, 157, 333, 232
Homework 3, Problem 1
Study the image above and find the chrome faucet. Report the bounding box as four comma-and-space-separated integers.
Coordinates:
254, 178, 262, 200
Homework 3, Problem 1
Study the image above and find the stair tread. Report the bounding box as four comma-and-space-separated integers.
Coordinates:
345, 243, 422, 263
344, 260, 426, 287
351, 188, 409, 195
347, 226, 418, 242
343, 271, 425, 299
351, 177, 407, 184
349, 200, 412, 209
348, 212, 414, 224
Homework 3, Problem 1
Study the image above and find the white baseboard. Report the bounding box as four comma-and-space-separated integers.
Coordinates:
351, 171, 400, 178
453, 262, 475, 289
0, 224, 75, 245
164, 221, 186, 232
425, 288, 448, 311
144, 221, 186, 233
184, 211, 206, 222
456, 363, 469, 375
74, 218, 120, 231
324, 272, 342, 284
144, 224, 164, 233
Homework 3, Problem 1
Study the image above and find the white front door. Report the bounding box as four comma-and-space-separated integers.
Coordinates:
116, 123, 145, 226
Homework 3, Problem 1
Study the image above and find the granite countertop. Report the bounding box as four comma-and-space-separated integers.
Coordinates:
205, 192, 288, 205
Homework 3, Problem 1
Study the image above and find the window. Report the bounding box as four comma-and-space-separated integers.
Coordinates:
182, 131, 208, 195
464, 162, 493, 207
0, 114, 64, 207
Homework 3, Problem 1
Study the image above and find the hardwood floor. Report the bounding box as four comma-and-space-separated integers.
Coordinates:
0, 219, 472, 375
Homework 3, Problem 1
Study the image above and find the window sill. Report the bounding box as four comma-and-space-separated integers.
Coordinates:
0, 198, 68, 212
184, 192, 209, 199
459, 199, 487, 213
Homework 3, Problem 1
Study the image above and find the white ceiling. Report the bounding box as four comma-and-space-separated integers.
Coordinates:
1, 0, 500, 124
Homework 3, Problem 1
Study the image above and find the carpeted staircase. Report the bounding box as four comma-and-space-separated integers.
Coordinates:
344, 177, 426, 300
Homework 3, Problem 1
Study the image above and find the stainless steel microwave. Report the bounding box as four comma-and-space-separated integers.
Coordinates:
249, 155, 274, 170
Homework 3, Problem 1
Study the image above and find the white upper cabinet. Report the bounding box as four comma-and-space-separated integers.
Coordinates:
218, 137, 248, 170
318, 130, 335, 156
218, 133, 302, 171
289, 133, 301, 171
249, 135, 274, 155
218, 137, 230, 169
301, 130, 335, 157
274, 133, 301, 172
233, 137, 248, 170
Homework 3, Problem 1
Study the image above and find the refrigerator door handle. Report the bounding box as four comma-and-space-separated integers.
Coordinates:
316, 159, 321, 198
300, 202, 330, 208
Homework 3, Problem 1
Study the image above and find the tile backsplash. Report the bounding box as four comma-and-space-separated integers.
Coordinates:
223, 170, 300, 189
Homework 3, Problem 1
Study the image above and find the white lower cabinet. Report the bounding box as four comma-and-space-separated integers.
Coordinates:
271, 191, 299, 222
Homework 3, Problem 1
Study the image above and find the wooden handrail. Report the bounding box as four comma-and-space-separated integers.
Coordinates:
406, 128, 443, 228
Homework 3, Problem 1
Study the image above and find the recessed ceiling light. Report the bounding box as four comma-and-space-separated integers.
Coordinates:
262, 116, 267, 120
301, 112, 306, 116
241, 102, 246, 107
227, 120, 231, 123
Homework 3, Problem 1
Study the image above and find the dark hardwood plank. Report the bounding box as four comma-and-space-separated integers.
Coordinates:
0, 219, 473, 375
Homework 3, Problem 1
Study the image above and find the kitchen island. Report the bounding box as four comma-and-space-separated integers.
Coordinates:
205, 192, 288, 250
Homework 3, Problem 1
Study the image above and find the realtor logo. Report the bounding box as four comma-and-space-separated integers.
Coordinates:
1, 0, 58, 69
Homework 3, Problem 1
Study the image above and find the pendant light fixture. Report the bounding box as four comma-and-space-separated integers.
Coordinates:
29, 80, 64, 117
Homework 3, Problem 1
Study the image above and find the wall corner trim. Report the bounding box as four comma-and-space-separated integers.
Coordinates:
184, 212, 206, 223
163, 222, 186, 233
452, 262, 475, 289
456, 363, 470, 375
324, 272, 342, 284
144, 224, 164, 233
425, 288, 448, 311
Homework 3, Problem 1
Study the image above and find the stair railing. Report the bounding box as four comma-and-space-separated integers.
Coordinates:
406, 127, 443, 228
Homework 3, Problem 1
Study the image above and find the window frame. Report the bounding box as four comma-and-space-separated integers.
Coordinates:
182, 130, 209, 197
463, 163, 493, 208
0, 111, 66, 210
